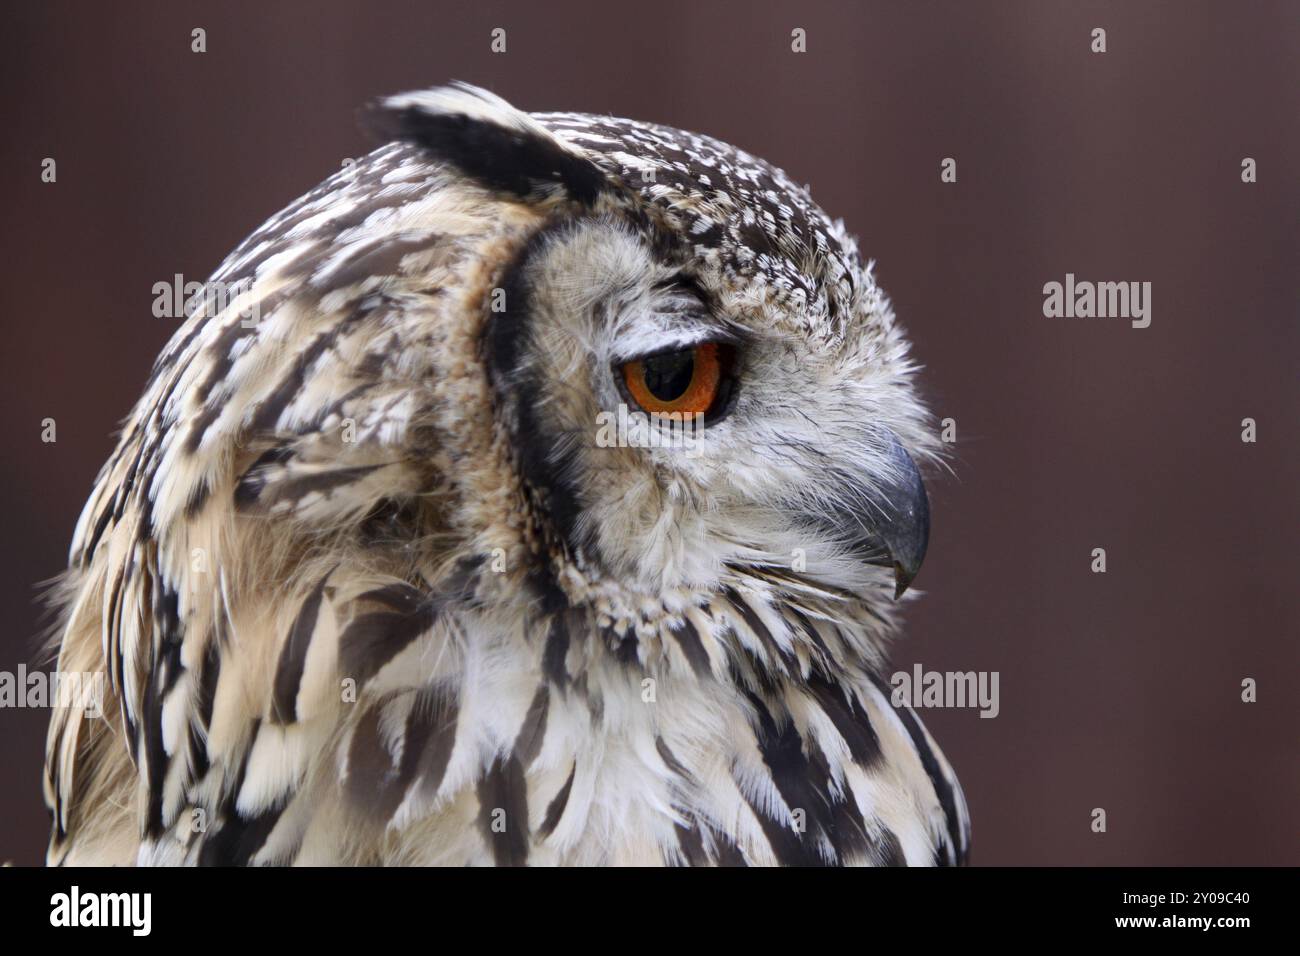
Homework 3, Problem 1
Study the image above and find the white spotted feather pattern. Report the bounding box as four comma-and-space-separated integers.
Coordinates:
44, 84, 968, 867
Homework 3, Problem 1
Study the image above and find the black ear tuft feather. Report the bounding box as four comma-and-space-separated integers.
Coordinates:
365, 84, 606, 205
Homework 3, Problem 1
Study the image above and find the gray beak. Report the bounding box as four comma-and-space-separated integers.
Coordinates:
865, 433, 930, 598
873, 437, 935, 595
821, 432, 930, 599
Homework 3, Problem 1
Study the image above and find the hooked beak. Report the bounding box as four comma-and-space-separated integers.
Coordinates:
828, 432, 930, 599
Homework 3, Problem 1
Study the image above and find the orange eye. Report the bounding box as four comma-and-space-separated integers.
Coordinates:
621, 342, 730, 417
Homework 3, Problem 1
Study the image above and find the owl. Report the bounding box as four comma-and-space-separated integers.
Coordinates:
43, 84, 969, 866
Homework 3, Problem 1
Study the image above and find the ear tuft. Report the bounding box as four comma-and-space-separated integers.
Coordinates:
365, 82, 606, 204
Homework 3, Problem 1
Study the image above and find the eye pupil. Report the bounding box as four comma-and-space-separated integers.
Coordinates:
619, 341, 732, 421
642, 350, 695, 401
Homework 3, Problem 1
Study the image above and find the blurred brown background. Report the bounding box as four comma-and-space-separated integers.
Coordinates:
1, 0, 1296, 866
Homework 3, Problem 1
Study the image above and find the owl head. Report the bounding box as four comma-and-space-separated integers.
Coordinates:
46, 84, 949, 867
364, 86, 934, 611
110, 84, 936, 659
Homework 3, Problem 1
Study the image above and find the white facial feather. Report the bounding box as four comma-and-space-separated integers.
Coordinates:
42, 85, 968, 868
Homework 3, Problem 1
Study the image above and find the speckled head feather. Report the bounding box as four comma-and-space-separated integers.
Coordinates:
44, 83, 967, 867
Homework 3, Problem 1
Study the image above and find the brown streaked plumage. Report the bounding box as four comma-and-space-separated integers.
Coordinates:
44, 84, 968, 866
